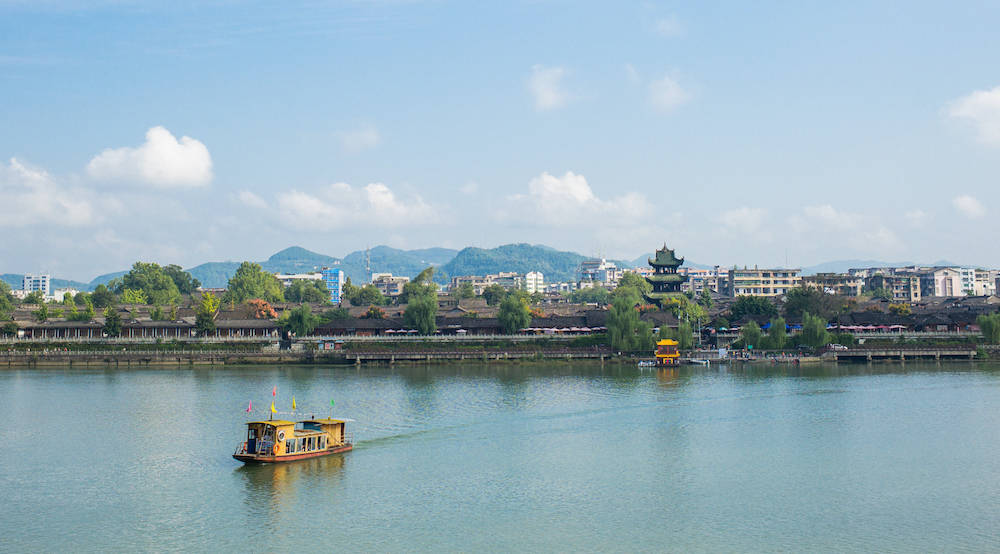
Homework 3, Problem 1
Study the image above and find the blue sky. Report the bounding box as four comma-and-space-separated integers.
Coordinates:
2, 1, 1000, 279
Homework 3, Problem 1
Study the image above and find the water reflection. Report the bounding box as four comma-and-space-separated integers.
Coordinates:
237, 454, 348, 519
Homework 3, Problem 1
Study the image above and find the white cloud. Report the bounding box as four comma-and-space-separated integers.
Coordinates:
337, 124, 380, 154
952, 195, 986, 219
528, 65, 569, 111
237, 190, 267, 209
904, 209, 927, 224
0, 158, 100, 227
503, 171, 648, 227
86, 126, 213, 187
274, 182, 437, 231
459, 182, 479, 195
653, 15, 683, 37
947, 86, 1000, 146
718, 207, 770, 241
789, 204, 900, 252
648, 74, 691, 113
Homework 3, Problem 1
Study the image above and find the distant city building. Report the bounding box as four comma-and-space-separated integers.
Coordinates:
51, 288, 79, 301
578, 259, 623, 286
321, 267, 344, 303
525, 271, 544, 294
372, 273, 410, 297
22, 273, 50, 297
802, 273, 864, 296
866, 273, 921, 302
491, 272, 523, 290
678, 267, 722, 294
274, 272, 322, 287
914, 268, 962, 298
726, 267, 801, 297
450, 275, 491, 295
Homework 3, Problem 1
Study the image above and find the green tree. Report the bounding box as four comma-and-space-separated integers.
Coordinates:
611, 283, 643, 305
763, 317, 787, 350
481, 284, 508, 306
281, 304, 320, 336
675, 320, 694, 350
2, 321, 18, 337
977, 313, 1000, 344
617, 272, 652, 296
225, 261, 284, 303
103, 307, 122, 337
566, 286, 611, 305
363, 305, 386, 319
498, 294, 532, 334
868, 287, 892, 301
90, 284, 115, 308
341, 277, 360, 303
163, 264, 201, 294
739, 320, 763, 350
799, 312, 830, 348
403, 294, 437, 335
453, 282, 475, 299
399, 267, 437, 304
150, 304, 164, 321
608, 294, 652, 352
195, 292, 220, 336
32, 303, 49, 322
697, 288, 714, 309
23, 290, 44, 305
115, 262, 182, 305
74, 291, 91, 306
285, 280, 331, 303
0, 281, 14, 317
351, 285, 386, 307
62, 292, 74, 306
121, 288, 148, 304
322, 307, 351, 321
730, 295, 778, 320
783, 286, 845, 320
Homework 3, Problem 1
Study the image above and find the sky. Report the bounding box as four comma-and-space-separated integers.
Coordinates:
2, 0, 1000, 280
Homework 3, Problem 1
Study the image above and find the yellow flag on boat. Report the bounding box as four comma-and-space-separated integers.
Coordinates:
292, 396, 297, 410
270, 401, 276, 414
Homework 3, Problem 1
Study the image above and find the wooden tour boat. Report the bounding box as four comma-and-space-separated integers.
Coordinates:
234, 417, 353, 463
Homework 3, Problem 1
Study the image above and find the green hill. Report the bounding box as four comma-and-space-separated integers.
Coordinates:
441, 244, 600, 282
340, 245, 458, 283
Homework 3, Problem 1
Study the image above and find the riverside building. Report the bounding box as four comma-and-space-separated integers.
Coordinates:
725, 267, 801, 297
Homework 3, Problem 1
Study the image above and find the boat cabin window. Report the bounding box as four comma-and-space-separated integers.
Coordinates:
286, 439, 295, 453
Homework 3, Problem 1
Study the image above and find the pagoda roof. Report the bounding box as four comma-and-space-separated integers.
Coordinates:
648, 244, 684, 268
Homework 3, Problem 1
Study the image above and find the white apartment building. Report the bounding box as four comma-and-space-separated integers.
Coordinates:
726, 267, 801, 297
372, 273, 410, 297
525, 271, 544, 294
679, 267, 723, 294
22, 273, 50, 297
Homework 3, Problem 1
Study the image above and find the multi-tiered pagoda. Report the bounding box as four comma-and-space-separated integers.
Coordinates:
645, 243, 688, 304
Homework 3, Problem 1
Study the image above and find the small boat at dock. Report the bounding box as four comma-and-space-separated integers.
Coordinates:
234, 418, 353, 464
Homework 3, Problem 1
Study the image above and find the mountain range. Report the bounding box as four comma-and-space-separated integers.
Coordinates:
0, 245, 977, 292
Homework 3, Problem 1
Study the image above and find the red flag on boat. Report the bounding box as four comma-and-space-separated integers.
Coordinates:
272, 386, 277, 397
246, 400, 252, 413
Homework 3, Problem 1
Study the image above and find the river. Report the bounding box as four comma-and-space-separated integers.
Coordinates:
2, 362, 999, 552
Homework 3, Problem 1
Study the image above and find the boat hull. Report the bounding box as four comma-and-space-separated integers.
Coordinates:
233, 443, 353, 464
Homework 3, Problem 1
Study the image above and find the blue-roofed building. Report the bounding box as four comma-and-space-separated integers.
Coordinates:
321, 267, 344, 304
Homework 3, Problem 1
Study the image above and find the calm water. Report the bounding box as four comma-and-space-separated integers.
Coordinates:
2, 362, 1000, 552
